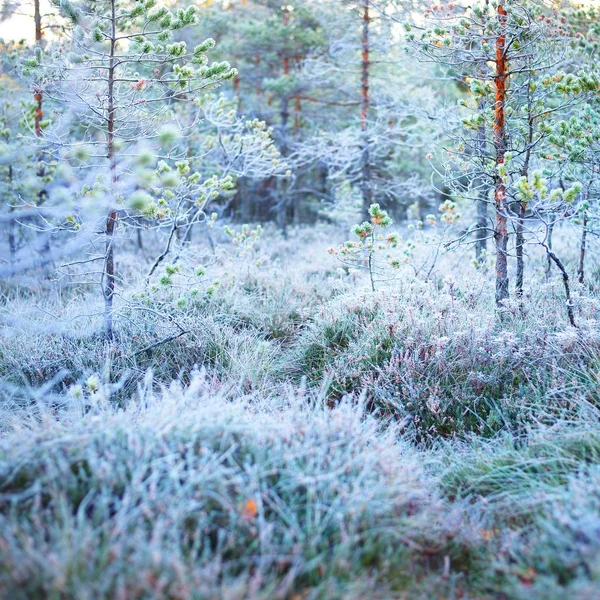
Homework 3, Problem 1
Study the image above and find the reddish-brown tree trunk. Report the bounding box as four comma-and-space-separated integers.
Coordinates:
360, 0, 372, 219
33, 90, 43, 138
34, 0, 43, 138
493, 4, 509, 307
282, 7, 290, 75
33, 0, 51, 262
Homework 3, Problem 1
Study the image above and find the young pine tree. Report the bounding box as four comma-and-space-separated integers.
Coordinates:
33, 0, 236, 339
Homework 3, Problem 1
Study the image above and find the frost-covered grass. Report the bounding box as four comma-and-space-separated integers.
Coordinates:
2, 223, 600, 598
0, 373, 481, 599
0, 225, 341, 403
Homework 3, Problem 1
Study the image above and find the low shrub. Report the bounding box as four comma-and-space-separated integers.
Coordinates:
285, 284, 600, 441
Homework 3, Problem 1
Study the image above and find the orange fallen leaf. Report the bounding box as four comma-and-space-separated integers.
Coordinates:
242, 498, 258, 521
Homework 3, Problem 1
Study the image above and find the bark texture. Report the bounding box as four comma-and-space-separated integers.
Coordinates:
493, 4, 509, 307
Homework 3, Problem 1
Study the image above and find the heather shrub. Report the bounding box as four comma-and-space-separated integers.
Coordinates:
285, 283, 600, 440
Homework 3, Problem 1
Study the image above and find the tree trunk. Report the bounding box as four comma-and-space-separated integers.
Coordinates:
475, 98, 488, 263
515, 201, 526, 298
8, 166, 16, 264
33, 0, 43, 139
493, 4, 509, 307
277, 94, 290, 235
104, 0, 118, 340
233, 75, 241, 113
104, 210, 118, 339
545, 245, 577, 328
360, 0, 372, 219
319, 161, 328, 195
578, 208, 588, 285
545, 214, 554, 282
476, 188, 488, 263
294, 95, 301, 137
33, 0, 51, 259
238, 177, 250, 222
276, 9, 291, 234
516, 78, 535, 301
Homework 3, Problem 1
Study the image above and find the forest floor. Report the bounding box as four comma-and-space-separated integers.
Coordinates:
2, 222, 600, 599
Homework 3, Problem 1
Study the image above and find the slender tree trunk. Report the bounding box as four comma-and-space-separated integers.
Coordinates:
545, 244, 577, 327
33, 0, 43, 138
319, 161, 328, 200
104, 0, 118, 340
233, 75, 241, 113
515, 201, 526, 298
231, 76, 250, 223
294, 95, 301, 137
255, 55, 262, 100
493, 4, 509, 307
276, 9, 291, 234
360, 0, 372, 219
8, 165, 16, 264
545, 214, 554, 282
8, 217, 16, 264
475, 98, 488, 263
578, 208, 588, 285
104, 210, 118, 339
476, 189, 488, 262
34, 0, 42, 44
367, 232, 375, 292
33, 0, 52, 262
33, 90, 43, 140
515, 83, 535, 301
277, 94, 290, 235
238, 177, 250, 222
34, 0, 45, 190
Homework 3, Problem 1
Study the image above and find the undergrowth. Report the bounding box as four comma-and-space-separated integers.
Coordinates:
2, 225, 600, 598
